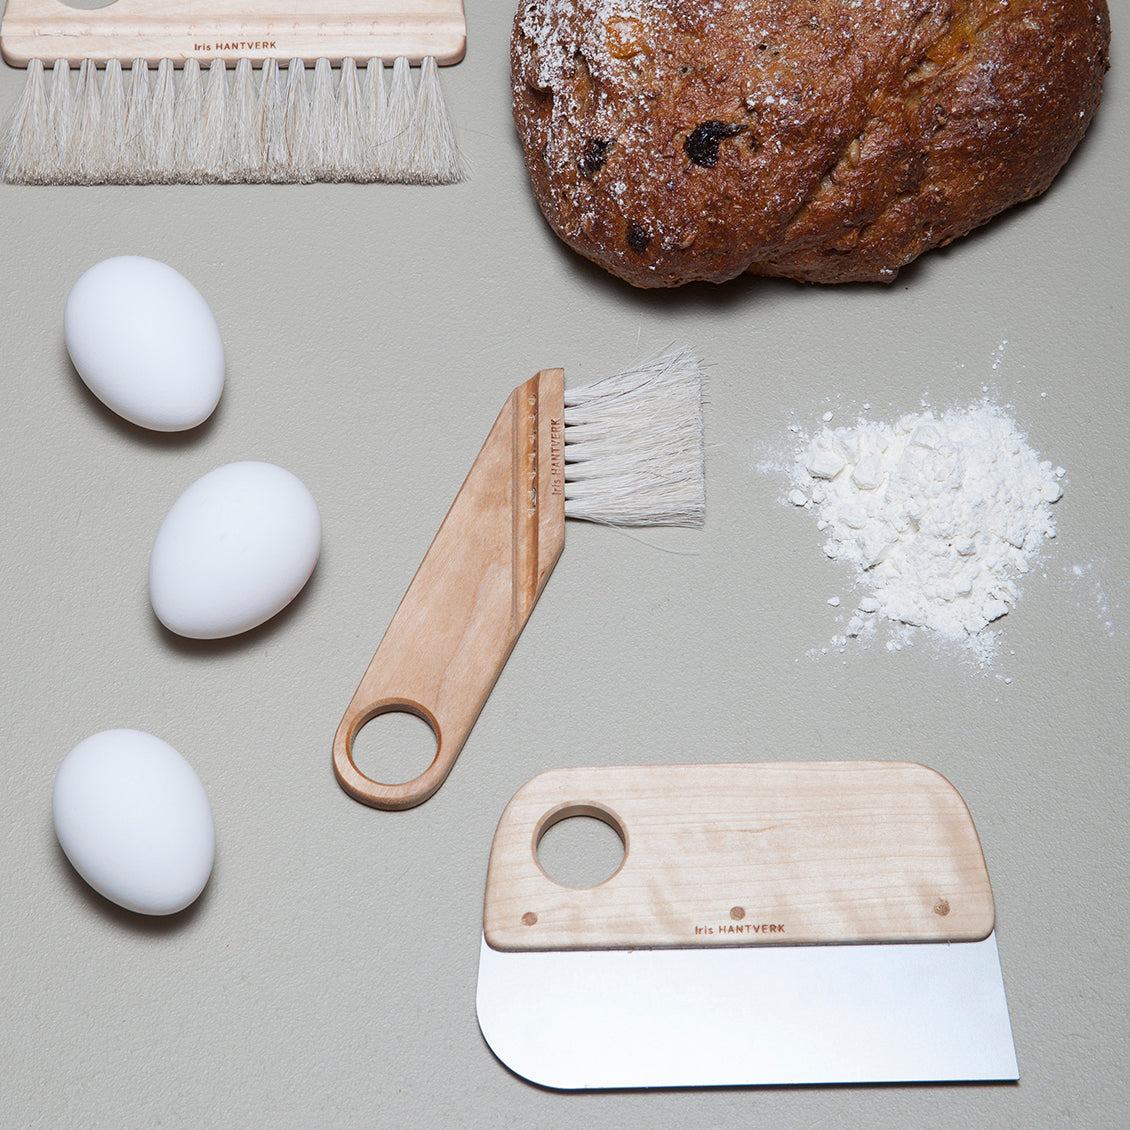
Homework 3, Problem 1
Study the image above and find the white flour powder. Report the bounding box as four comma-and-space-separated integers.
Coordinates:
788, 403, 1064, 657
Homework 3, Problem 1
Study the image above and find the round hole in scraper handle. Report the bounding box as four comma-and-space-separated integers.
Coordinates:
533, 802, 629, 889
332, 699, 453, 810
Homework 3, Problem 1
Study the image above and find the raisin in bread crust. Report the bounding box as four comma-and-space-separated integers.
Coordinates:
511, 0, 1110, 287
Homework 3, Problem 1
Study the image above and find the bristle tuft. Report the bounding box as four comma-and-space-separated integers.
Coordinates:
100, 59, 127, 182
0, 56, 465, 185
563, 347, 706, 528
410, 56, 466, 185
381, 56, 416, 183
0, 58, 48, 184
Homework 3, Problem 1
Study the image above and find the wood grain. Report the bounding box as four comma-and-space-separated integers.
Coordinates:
332, 370, 566, 810
483, 762, 996, 950
0, 0, 467, 66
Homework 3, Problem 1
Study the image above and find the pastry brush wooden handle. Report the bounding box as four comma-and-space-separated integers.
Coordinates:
333, 370, 567, 810
0, 0, 467, 66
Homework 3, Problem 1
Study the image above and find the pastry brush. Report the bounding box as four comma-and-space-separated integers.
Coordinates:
0, 0, 466, 185
333, 347, 706, 809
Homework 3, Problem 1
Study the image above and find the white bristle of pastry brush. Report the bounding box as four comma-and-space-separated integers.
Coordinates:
0, 58, 46, 183
0, 56, 464, 185
562, 347, 706, 528
379, 56, 416, 183
408, 56, 466, 185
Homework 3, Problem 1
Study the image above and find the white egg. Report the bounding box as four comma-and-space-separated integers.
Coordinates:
149, 461, 322, 639
64, 255, 224, 431
53, 729, 215, 916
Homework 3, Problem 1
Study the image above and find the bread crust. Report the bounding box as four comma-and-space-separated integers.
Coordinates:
511, 0, 1110, 286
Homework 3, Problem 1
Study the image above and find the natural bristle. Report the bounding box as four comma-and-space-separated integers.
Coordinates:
0, 55, 465, 185
563, 347, 706, 528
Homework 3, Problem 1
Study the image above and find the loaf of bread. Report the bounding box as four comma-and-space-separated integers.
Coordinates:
511, 0, 1110, 286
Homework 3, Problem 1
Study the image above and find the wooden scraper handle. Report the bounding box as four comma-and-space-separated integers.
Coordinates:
332, 370, 567, 810
483, 762, 998, 950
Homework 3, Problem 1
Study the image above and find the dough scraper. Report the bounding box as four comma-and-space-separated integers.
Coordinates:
476, 761, 1019, 1089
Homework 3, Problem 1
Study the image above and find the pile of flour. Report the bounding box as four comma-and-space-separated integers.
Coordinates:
788, 403, 1064, 657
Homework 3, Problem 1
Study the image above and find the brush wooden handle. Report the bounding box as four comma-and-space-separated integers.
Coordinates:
483, 762, 996, 950
0, 0, 466, 66
333, 370, 567, 810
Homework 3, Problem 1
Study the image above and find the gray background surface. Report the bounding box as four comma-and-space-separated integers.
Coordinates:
2, 3, 1126, 1127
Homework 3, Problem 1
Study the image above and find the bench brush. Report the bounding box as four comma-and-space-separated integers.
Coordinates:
0, 0, 467, 184
333, 347, 706, 809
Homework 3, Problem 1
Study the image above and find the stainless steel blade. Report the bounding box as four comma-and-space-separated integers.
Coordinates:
476, 931, 1018, 1089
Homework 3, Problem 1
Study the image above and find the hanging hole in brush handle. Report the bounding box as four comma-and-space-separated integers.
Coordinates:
333, 700, 453, 811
